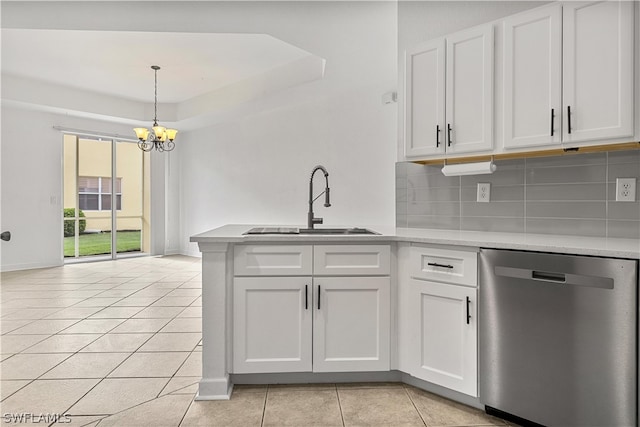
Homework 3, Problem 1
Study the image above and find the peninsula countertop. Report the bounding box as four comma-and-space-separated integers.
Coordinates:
191, 224, 640, 259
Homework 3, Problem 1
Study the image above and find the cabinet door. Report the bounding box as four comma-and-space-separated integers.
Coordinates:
233, 277, 312, 373
562, 1, 634, 143
313, 276, 390, 372
445, 25, 494, 154
408, 279, 477, 397
405, 38, 446, 158
503, 4, 562, 149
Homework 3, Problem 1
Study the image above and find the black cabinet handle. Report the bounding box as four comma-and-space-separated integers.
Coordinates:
447, 123, 452, 146
428, 262, 454, 269
0, 231, 10, 241
305, 285, 308, 310
466, 296, 471, 324
436, 125, 441, 147
567, 105, 572, 134
550, 108, 555, 136
317, 285, 321, 310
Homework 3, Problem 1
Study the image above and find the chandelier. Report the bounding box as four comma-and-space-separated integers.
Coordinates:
134, 65, 178, 152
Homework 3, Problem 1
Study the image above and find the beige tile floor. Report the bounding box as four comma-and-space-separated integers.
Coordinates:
1, 255, 514, 426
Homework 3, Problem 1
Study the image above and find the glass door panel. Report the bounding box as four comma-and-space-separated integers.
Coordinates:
63, 136, 148, 261
115, 140, 148, 257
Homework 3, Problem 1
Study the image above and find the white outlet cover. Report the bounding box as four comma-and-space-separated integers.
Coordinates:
616, 178, 636, 202
477, 183, 491, 203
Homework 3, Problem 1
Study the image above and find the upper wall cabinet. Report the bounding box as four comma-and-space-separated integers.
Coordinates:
503, 4, 562, 149
562, 1, 634, 144
504, 1, 634, 150
405, 25, 494, 158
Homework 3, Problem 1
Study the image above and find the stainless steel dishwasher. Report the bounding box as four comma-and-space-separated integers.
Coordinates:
479, 249, 637, 427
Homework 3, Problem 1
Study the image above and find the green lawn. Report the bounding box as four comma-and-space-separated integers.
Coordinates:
64, 231, 141, 257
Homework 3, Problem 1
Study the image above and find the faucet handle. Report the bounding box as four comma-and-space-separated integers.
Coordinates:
312, 217, 323, 225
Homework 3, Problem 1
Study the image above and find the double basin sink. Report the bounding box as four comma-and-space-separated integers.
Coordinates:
244, 227, 379, 235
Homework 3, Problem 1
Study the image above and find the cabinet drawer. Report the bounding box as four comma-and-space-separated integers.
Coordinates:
410, 245, 477, 286
234, 245, 312, 276
314, 245, 390, 276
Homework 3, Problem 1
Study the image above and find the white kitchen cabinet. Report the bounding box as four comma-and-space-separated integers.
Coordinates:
405, 39, 446, 158
233, 244, 390, 374
562, 0, 634, 143
233, 276, 312, 373
399, 244, 478, 397
407, 279, 477, 397
445, 25, 494, 155
234, 245, 312, 276
313, 276, 390, 372
405, 25, 493, 159
503, 1, 634, 150
503, 4, 563, 149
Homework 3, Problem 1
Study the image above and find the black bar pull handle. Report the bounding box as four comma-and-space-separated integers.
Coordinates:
567, 105, 572, 134
466, 296, 471, 324
0, 231, 10, 241
550, 108, 555, 136
317, 285, 321, 310
305, 285, 308, 310
428, 262, 454, 269
436, 125, 441, 147
447, 123, 452, 146
532, 270, 566, 283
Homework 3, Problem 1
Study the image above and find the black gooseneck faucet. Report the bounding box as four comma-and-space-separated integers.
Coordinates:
307, 165, 331, 229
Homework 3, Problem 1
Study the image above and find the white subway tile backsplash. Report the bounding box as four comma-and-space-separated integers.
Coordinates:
396, 150, 640, 238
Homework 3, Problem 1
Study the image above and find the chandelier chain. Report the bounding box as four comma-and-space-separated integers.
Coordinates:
154, 67, 158, 124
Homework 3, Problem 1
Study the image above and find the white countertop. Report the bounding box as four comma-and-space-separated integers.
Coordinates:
190, 224, 640, 259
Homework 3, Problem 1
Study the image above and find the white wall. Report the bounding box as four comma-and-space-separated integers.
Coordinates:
173, 2, 397, 255
0, 106, 166, 271
179, 83, 397, 255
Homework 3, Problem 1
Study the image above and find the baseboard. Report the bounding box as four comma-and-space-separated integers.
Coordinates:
232, 371, 402, 385
400, 372, 483, 409
1, 260, 62, 272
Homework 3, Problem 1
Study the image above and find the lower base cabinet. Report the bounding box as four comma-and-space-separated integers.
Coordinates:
313, 276, 390, 372
406, 279, 477, 397
233, 275, 390, 374
233, 277, 312, 374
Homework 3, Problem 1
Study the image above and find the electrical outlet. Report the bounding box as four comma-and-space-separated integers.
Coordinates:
477, 183, 491, 203
616, 178, 636, 202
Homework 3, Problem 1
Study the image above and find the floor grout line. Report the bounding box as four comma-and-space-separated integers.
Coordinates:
403, 385, 428, 427
260, 384, 269, 427
335, 385, 346, 427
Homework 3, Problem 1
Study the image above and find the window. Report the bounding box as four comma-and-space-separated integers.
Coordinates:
78, 177, 122, 211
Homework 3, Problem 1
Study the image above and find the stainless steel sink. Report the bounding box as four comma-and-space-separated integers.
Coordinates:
244, 227, 379, 235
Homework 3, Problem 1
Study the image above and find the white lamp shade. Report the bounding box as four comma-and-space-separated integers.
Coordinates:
133, 128, 150, 140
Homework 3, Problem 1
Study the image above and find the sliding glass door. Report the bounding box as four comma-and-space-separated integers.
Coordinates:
63, 134, 149, 261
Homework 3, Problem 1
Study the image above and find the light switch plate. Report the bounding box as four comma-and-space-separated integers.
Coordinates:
616, 178, 636, 202
477, 183, 491, 203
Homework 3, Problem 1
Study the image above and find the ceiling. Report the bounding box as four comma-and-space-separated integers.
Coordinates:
1, 29, 313, 103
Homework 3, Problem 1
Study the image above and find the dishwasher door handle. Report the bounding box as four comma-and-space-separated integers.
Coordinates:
532, 270, 565, 282
494, 266, 613, 289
